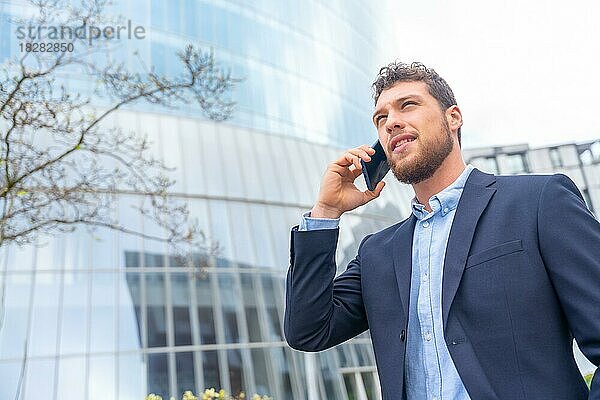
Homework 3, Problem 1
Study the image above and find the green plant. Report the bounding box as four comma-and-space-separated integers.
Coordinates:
584, 373, 593, 388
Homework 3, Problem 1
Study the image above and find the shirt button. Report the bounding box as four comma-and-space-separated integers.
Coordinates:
443, 207, 449, 214
421, 274, 428, 282
424, 332, 432, 341
422, 221, 430, 228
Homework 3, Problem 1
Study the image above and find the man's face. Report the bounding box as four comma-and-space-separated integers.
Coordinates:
372, 81, 456, 184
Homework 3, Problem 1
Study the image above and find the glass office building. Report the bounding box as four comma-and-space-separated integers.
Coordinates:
0, 1, 405, 399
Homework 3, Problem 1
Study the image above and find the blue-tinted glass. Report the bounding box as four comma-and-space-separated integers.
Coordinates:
146, 273, 167, 347
196, 3, 216, 43
60, 272, 89, 355
23, 358, 56, 398
118, 353, 145, 399
251, 348, 270, 394
318, 352, 339, 399
196, 275, 216, 345
90, 272, 116, 352
28, 272, 60, 357
151, 0, 167, 29
271, 347, 293, 398
227, 349, 244, 395
0, 361, 20, 399
246, 306, 261, 342
219, 274, 240, 343
176, 352, 195, 394
148, 353, 169, 397
151, 41, 167, 75
201, 350, 220, 389
56, 356, 86, 400
167, 0, 182, 33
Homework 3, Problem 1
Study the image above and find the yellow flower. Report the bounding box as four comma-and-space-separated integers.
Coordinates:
145, 394, 163, 400
182, 391, 198, 400
203, 388, 217, 400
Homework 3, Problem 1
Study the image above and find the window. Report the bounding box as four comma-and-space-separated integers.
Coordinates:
549, 147, 563, 168
501, 153, 529, 174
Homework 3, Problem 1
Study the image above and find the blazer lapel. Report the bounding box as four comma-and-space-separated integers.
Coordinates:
392, 214, 417, 318
442, 169, 497, 329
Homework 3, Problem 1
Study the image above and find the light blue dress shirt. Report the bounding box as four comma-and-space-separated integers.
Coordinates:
405, 164, 473, 400
299, 164, 474, 400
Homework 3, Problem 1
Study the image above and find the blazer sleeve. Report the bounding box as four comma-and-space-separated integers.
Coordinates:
284, 226, 370, 352
537, 174, 600, 399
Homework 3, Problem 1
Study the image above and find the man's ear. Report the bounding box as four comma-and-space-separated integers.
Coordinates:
446, 105, 463, 133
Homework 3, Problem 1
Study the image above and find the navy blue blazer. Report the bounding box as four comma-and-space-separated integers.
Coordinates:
285, 169, 600, 400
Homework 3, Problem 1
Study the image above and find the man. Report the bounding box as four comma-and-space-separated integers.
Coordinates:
284, 62, 600, 400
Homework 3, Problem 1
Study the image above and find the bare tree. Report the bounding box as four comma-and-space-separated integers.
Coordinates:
0, 0, 237, 260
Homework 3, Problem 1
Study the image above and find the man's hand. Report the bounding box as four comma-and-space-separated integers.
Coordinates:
311, 145, 386, 219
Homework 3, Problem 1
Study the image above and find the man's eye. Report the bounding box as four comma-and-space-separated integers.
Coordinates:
402, 101, 417, 108
375, 115, 387, 125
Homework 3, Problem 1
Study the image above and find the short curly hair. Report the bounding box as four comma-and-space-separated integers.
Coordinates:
372, 61, 461, 145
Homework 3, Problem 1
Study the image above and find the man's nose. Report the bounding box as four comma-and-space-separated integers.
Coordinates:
385, 111, 407, 134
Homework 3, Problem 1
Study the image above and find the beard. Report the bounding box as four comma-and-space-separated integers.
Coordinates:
388, 118, 454, 184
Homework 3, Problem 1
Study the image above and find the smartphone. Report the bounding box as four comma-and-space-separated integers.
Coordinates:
361, 140, 390, 191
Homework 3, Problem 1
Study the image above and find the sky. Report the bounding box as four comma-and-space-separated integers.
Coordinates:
385, 0, 600, 150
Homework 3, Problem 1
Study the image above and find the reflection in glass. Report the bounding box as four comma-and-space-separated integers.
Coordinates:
219, 275, 240, 343
362, 372, 377, 400
176, 352, 196, 395
88, 355, 115, 398
172, 273, 192, 346
196, 276, 216, 345
124, 272, 143, 349
251, 348, 270, 395
227, 349, 244, 396
118, 354, 145, 400
271, 347, 294, 399
344, 374, 358, 400
146, 273, 167, 347
23, 358, 55, 398
56, 356, 85, 400
202, 350, 221, 391
148, 353, 169, 397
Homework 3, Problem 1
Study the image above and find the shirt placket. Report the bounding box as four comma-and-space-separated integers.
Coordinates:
417, 212, 442, 400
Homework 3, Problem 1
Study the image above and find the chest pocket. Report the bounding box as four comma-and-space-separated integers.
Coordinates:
465, 239, 523, 269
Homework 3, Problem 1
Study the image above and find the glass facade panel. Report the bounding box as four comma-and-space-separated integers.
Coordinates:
227, 348, 244, 395
117, 353, 145, 399
251, 348, 270, 395
88, 355, 116, 399
241, 274, 264, 341
146, 273, 168, 347
176, 351, 196, 394
24, 358, 56, 399
90, 272, 117, 353
28, 272, 60, 357
148, 353, 169, 397
172, 273, 193, 346
201, 350, 221, 390
344, 374, 359, 400
362, 372, 377, 400
56, 356, 86, 400
0, 361, 20, 399
196, 275, 217, 345
219, 274, 240, 343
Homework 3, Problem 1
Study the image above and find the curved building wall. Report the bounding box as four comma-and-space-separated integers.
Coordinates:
0, 1, 405, 400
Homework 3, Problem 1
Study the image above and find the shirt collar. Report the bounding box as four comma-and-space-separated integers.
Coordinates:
411, 164, 475, 220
